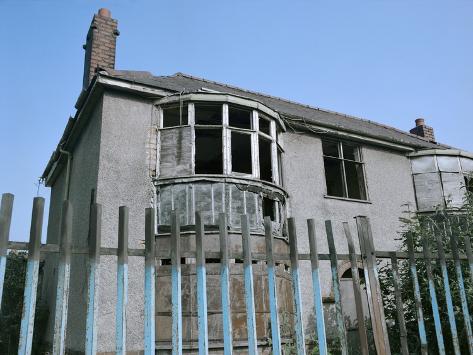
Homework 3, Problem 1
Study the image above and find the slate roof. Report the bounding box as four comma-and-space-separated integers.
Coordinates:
105, 69, 441, 150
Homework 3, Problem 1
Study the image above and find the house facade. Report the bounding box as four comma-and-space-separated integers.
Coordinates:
40, 8, 473, 353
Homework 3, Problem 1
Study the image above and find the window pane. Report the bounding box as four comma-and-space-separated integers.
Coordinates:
229, 106, 252, 129
345, 161, 366, 200
259, 115, 271, 135
322, 140, 339, 158
195, 129, 223, 174
342, 143, 360, 161
324, 157, 345, 197
259, 138, 272, 182
231, 132, 252, 174
162, 104, 188, 127
195, 104, 222, 125
277, 147, 283, 185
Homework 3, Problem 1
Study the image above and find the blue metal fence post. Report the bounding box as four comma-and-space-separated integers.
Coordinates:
0, 193, 14, 308
241, 214, 258, 355
325, 220, 348, 355
421, 231, 445, 354
144, 208, 156, 355
448, 221, 473, 354
307, 219, 327, 355
116, 206, 129, 354
264, 216, 281, 355
18, 197, 45, 355
287, 218, 306, 355
85, 203, 102, 355
219, 212, 233, 355
406, 231, 428, 355
52, 201, 73, 355
171, 210, 183, 355
195, 211, 209, 355
436, 224, 460, 355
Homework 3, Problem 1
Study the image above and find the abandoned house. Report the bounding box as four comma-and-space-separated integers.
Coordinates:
39, 8, 473, 354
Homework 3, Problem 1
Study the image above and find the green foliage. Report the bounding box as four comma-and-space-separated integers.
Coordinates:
0, 251, 48, 354
378, 185, 473, 354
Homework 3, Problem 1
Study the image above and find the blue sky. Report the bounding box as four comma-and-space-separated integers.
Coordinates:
1, 1, 472, 241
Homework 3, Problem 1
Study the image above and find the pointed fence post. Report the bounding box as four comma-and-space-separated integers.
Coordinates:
265, 217, 281, 355
85, 203, 102, 355
144, 208, 156, 355
171, 210, 182, 355
0, 193, 14, 307
52, 201, 73, 355
325, 220, 348, 355
219, 212, 233, 355
287, 218, 306, 355
195, 211, 209, 355
18, 197, 44, 355
116, 206, 128, 354
307, 219, 327, 355
355, 216, 391, 355
343, 222, 369, 355
241, 214, 258, 355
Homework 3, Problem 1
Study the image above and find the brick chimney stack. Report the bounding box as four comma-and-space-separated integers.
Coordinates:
409, 118, 435, 142
82, 8, 119, 89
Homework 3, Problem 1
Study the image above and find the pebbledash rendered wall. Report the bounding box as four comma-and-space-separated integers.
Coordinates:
42, 88, 420, 352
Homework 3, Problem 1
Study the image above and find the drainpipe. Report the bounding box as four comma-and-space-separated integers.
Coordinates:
59, 148, 72, 201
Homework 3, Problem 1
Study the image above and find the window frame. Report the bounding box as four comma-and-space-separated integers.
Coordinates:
322, 139, 368, 201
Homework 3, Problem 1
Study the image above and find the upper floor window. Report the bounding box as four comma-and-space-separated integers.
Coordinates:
322, 140, 367, 200
162, 103, 188, 127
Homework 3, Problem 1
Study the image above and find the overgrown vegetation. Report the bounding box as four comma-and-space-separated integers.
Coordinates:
379, 183, 473, 354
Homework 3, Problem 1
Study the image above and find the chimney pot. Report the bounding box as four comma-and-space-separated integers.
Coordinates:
415, 118, 425, 127
98, 8, 111, 18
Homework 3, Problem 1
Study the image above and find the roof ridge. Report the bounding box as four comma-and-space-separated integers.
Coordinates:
172, 72, 427, 141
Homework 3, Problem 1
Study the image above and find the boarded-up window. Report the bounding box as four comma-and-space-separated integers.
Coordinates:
195, 129, 223, 174
231, 132, 252, 174
159, 127, 192, 178
322, 139, 367, 200
162, 104, 188, 127
259, 137, 272, 182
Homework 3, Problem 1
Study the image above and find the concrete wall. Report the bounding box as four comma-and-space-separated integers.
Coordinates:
280, 132, 417, 336
95, 90, 155, 352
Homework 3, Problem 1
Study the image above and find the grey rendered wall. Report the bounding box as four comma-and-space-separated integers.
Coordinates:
281, 132, 417, 335
95, 90, 155, 352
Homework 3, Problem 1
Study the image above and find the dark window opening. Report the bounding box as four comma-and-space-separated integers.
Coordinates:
322, 140, 339, 158
263, 197, 275, 221
229, 106, 252, 129
324, 157, 345, 197
259, 115, 271, 135
195, 129, 223, 174
161, 259, 171, 265
277, 147, 283, 185
341, 267, 364, 279
195, 103, 222, 125
206, 258, 221, 264
465, 176, 473, 194
345, 161, 366, 200
162, 104, 188, 127
231, 132, 252, 174
259, 138, 272, 182
323, 139, 367, 200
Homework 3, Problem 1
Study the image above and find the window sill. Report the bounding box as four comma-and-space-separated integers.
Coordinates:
324, 195, 372, 204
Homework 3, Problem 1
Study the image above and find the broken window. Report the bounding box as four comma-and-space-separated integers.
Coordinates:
322, 139, 367, 200
162, 103, 188, 127
195, 129, 223, 174
229, 105, 252, 129
465, 176, 473, 194
262, 197, 276, 221
259, 114, 271, 135
259, 137, 272, 182
195, 103, 222, 125
231, 132, 252, 174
